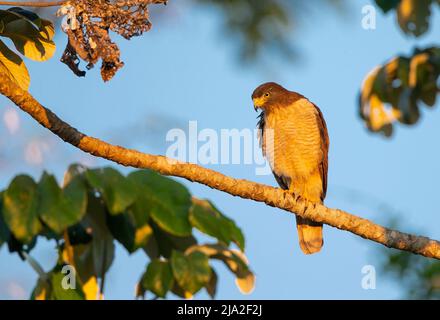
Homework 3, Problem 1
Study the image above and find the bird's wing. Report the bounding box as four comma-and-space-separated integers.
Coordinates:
257, 111, 291, 190
273, 174, 291, 190
313, 104, 330, 201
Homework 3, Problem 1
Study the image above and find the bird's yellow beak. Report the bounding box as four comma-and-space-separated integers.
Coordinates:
253, 97, 266, 111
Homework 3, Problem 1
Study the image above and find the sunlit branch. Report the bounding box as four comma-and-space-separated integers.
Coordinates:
0, 1, 66, 7
1, 73, 439, 260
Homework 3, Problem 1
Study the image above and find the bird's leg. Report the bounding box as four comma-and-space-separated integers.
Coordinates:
293, 194, 309, 215
302, 202, 308, 215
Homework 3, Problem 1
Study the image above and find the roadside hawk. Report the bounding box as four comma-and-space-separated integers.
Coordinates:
252, 82, 329, 254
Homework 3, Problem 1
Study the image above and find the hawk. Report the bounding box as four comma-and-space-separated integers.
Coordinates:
252, 82, 329, 254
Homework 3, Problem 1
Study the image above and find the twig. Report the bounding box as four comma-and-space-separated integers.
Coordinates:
21, 251, 47, 280
0, 1, 66, 7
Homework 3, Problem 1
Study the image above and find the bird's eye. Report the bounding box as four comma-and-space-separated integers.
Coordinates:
264, 93, 270, 97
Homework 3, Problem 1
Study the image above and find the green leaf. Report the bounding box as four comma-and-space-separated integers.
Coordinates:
398, 87, 419, 124
85, 167, 137, 215
170, 281, 194, 299
107, 189, 154, 253
0, 8, 55, 61
187, 244, 255, 294
106, 211, 152, 253
84, 195, 115, 278
397, 0, 433, 37
6, 7, 41, 26
0, 194, 11, 248
375, 0, 402, 13
170, 250, 211, 294
0, 39, 30, 90
128, 191, 152, 226
190, 198, 245, 251
205, 267, 218, 298
63, 163, 87, 185
64, 194, 115, 285
420, 81, 437, 106
141, 259, 174, 298
67, 223, 92, 246
30, 277, 51, 300
50, 265, 86, 300
147, 222, 197, 259
37, 172, 87, 234
128, 170, 192, 237
0, 217, 9, 248
3, 175, 41, 243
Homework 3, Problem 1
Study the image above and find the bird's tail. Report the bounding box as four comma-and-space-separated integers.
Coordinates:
296, 216, 323, 254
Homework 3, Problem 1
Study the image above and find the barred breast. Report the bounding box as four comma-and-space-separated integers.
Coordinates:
263, 98, 324, 200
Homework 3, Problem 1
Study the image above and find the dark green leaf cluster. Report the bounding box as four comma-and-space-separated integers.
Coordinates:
0, 165, 253, 299
361, 1, 440, 136
375, 0, 439, 37
359, 47, 440, 136
382, 249, 440, 299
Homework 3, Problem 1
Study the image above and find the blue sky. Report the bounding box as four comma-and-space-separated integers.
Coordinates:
1, 0, 440, 299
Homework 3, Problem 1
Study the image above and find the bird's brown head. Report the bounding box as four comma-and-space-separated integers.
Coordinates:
252, 82, 291, 111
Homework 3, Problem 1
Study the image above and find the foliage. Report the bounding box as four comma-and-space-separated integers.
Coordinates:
0, 7, 55, 90
374, 0, 402, 14
0, 165, 253, 300
374, 217, 440, 299
378, 220, 440, 300
194, 0, 343, 62
361, 1, 440, 136
381, 249, 440, 299
359, 47, 440, 136
375, 0, 439, 37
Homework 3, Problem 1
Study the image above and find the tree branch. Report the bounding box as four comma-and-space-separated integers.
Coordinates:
0, 0, 167, 7
1, 73, 439, 260
0, 1, 66, 7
